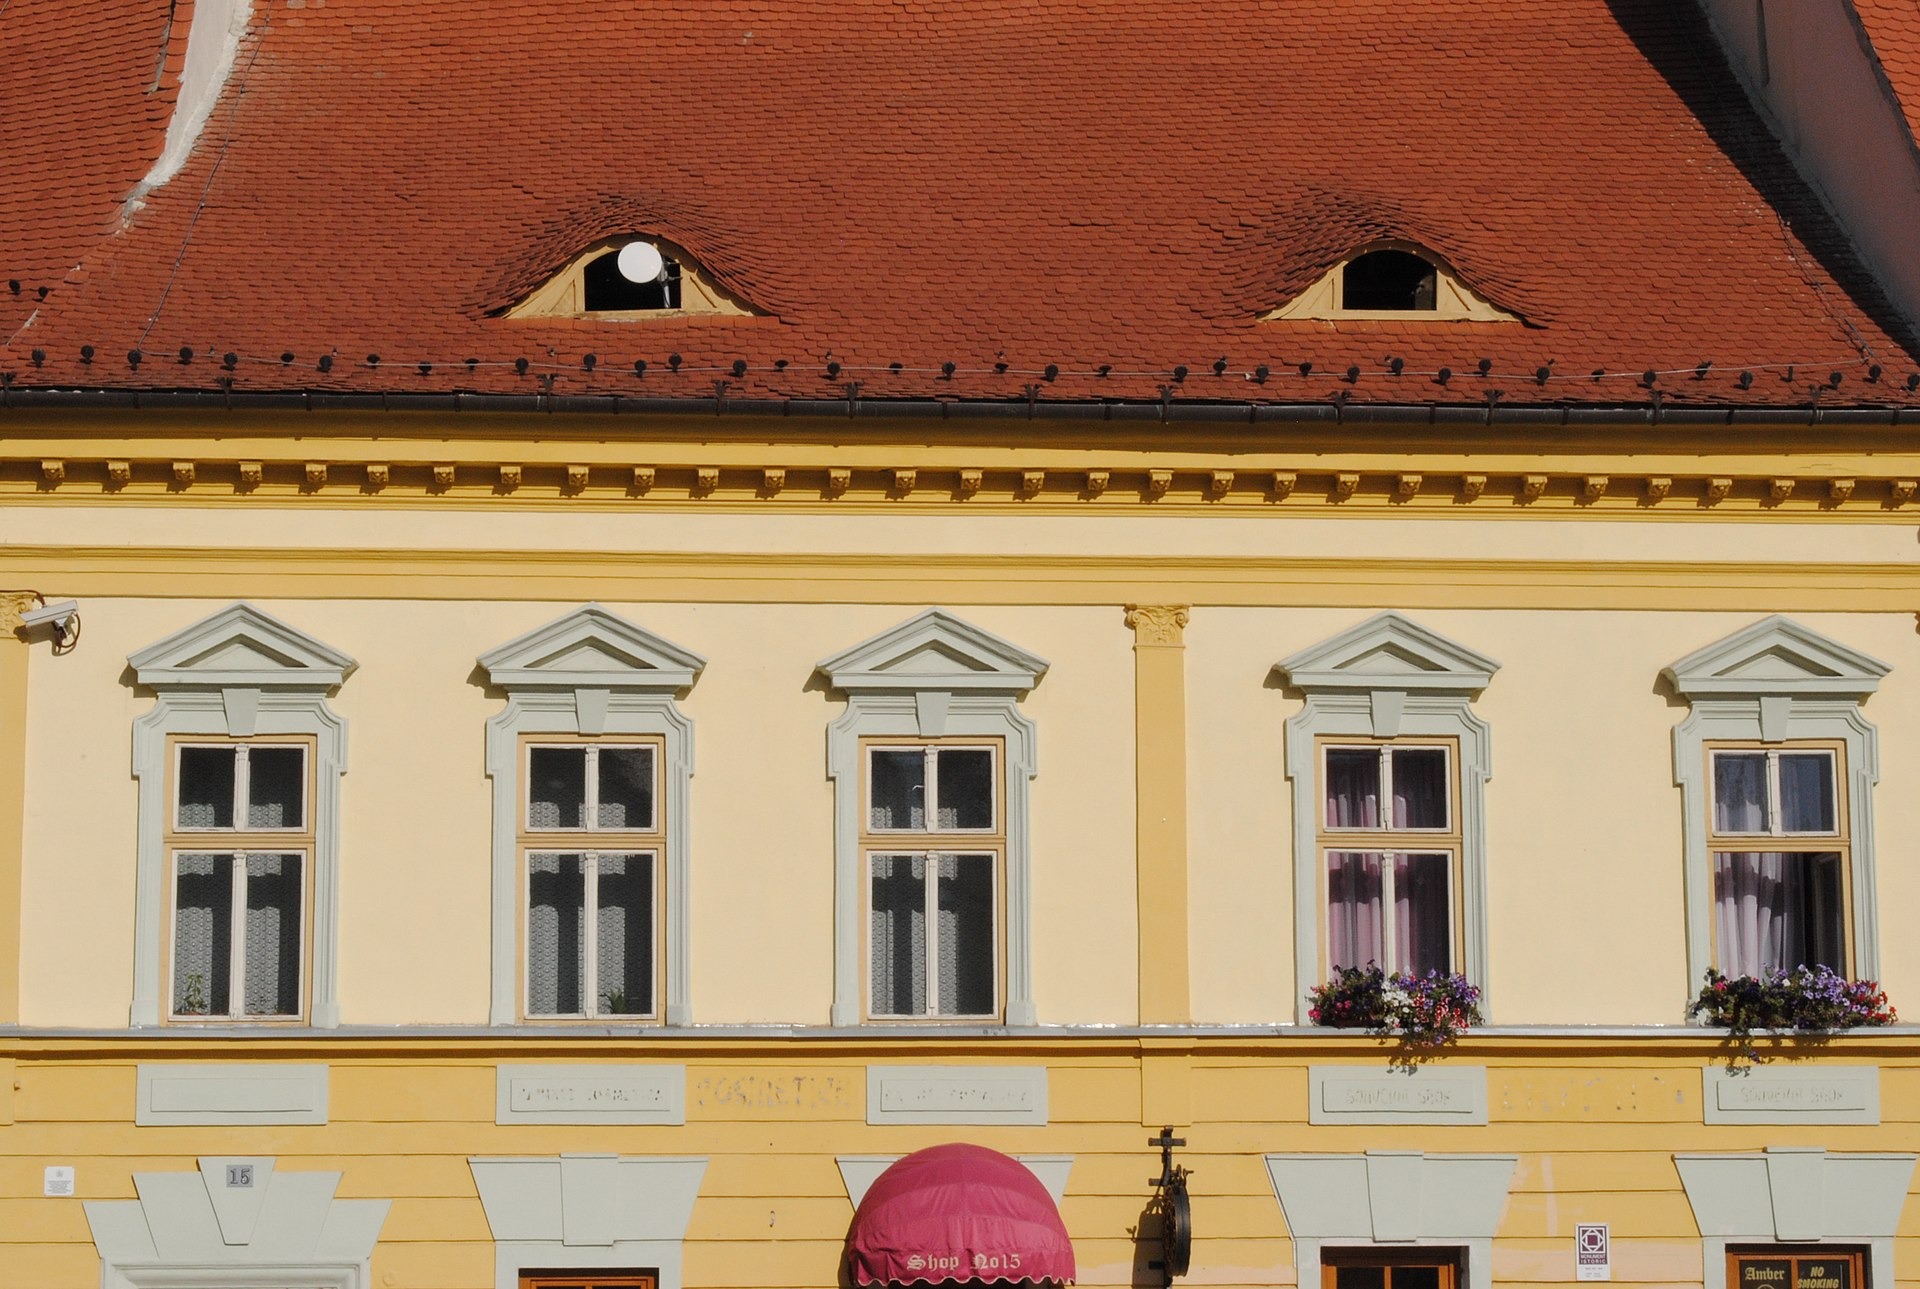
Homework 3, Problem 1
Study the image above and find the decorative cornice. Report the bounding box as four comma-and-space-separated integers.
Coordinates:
1124, 604, 1190, 646
4, 456, 1920, 514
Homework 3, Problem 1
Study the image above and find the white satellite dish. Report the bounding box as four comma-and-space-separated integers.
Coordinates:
617, 241, 666, 284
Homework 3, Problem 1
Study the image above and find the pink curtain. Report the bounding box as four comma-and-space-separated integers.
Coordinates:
1327, 852, 1383, 969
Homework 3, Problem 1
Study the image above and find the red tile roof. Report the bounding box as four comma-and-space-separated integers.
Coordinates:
1, 0, 184, 341
4, 0, 1918, 409
1855, 0, 1920, 154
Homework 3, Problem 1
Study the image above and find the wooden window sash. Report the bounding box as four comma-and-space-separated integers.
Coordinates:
1315, 736, 1464, 977
164, 736, 316, 1023
858, 737, 1007, 1020
169, 739, 314, 836
517, 735, 667, 1023
521, 738, 664, 838
520, 847, 663, 1022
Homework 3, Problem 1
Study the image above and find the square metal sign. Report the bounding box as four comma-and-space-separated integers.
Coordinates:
1576, 1223, 1611, 1281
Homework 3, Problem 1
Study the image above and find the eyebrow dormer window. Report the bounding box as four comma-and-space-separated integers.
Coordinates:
503, 235, 755, 320
584, 242, 683, 312
1264, 240, 1520, 323
1342, 249, 1437, 311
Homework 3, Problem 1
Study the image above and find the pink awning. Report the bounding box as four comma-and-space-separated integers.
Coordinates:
846, 1144, 1078, 1286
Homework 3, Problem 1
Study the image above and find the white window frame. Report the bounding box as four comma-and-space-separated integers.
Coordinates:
818, 610, 1047, 1026
1707, 747, 1841, 838
522, 847, 662, 1021
865, 849, 1001, 1020
1663, 616, 1889, 996
166, 849, 310, 1022
1320, 742, 1455, 834
479, 605, 705, 1026
129, 604, 354, 1029
864, 743, 1001, 834
523, 742, 660, 833
173, 742, 311, 833
1322, 849, 1456, 977
1274, 613, 1498, 1023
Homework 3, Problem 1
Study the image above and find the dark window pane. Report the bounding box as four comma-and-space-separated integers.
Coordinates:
1714, 851, 1848, 975
174, 853, 232, 1015
528, 854, 586, 1014
1342, 250, 1437, 310
246, 747, 305, 829
1713, 753, 1768, 832
935, 749, 994, 830
1325, 748, 1381, 828
243, 853, 303, 1016
870, 854, 927, 1014
583, 249, 683, 311
178, 747, 236, 828
1326, 851, 1384, 972
1391, 748, 1449, 828
1796, 1259, 1850, 1289
1778, 752, 1837, 833
1335, 1268, 1386, 1289
1397, 853, 1453, 975
1738, 1261, 1793, 1289
597, 853, 655, 1016
597, 747, 655, 830
529, 748, 588, 829
1394, 1267, 1442, 1289
869, 750, 926, 830
937, 854, 996, 1015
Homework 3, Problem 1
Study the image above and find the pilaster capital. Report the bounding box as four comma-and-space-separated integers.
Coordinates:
0, 593, 39, 636
1124, 604, 1190, 646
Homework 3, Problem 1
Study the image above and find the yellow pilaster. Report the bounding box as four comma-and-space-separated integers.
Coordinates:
1125, 604, 1191, 1025
0, 594, 33, 1025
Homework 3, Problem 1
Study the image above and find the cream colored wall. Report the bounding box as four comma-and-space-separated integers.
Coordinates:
16, 598, 1137, 1027
7, 502, 1920, 565
1185, 606, 1920, 1026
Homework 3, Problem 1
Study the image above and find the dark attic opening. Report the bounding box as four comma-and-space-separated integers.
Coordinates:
583, 245, 684, 311
1342, 249, 1438, 311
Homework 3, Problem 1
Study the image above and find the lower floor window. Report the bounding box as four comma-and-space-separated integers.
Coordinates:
1730, 1248, 1865, 1289
868, 851, 996, 1017
521, 1273, 658, 1289
1327, 850, 1454, 976
1323, 1248, 1461, 1289
171, 851, 304, 1018
1714, 851, 1846, 976
527, 852, 657, 1018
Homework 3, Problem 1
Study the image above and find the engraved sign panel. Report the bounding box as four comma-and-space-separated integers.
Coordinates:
1308, 1065, 1489, 1124
1701, 1066, 1879, 1125
496, 1063, 687, 1125
867, 1065, 1049, 1125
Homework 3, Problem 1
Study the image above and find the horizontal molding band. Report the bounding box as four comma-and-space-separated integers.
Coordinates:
3, 457, 1919, 518
4, 1023, 1920, 1059
4, 546, 1918, 609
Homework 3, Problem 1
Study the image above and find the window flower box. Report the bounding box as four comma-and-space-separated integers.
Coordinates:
1308, 965, 1483, 1056
1688, 966, 1896, 1068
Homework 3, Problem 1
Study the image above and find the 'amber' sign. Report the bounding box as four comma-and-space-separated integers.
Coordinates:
1731, 1250, 1860, 1289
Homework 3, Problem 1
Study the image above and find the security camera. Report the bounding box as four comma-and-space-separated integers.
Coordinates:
19, 599, 77, 635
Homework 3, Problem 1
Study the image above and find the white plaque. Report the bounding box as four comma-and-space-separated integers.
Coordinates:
495, 1064, 686, 1125
1576, 1223, 1610, 1280
1308, 1065, 1488, 1124
1702, 1066, 1879, 1125
867, 1065, 1049, 1125
136, 1064, 329, 1126
43, 1166, 74, 1198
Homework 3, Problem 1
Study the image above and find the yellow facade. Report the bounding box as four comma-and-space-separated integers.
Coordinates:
4, 413, 1920, 1288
